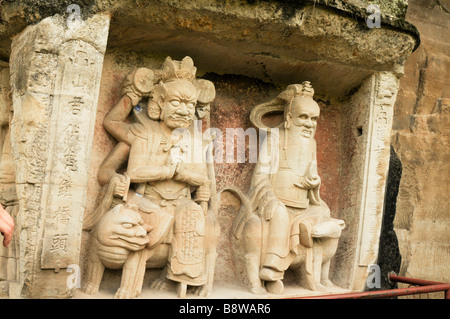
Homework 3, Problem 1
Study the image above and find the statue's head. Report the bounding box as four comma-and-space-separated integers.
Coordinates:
284, 82, 320, 138
153, 79, 198, 130
96, 204, 150, 252
147, 57, 199, 129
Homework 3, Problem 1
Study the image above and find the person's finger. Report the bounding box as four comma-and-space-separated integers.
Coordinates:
3, 231, 12, 247
0, 216, 14, 232
0, 208, 14, 227
0, 213, 14, 229
1, 225, 13, 247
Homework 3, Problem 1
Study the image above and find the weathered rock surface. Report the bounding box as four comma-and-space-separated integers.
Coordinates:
391, 0, 450, 290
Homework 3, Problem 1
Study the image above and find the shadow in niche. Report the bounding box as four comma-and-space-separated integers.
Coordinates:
370, 145, 403, 291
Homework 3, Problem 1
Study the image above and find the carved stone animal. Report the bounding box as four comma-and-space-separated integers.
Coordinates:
229, 186, 345, 295
237, 214, 344, 294
114, 198, 220, 299
84, 198, 220, 299
83, 204, 150, 296
310, 218, 345, 290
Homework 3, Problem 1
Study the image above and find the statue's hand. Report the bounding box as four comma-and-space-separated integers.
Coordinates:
162, 163, 178, 179
263, 198, 286, 221
295, 175, 321, 189
127, 91, 142, 106
123, 88, 142, 106
305, 175, 321, 188
113, 173, 129, 198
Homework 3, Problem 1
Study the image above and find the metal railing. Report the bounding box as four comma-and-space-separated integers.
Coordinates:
295, 273, 450, 299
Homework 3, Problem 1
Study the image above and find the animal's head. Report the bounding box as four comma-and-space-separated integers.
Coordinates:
312, 218, 345, 239
96, 204, 150, 251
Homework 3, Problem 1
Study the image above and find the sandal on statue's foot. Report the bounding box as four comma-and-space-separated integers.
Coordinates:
259, 267, 283, 281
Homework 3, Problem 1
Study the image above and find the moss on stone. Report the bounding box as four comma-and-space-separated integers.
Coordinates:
366, 0, 408, 19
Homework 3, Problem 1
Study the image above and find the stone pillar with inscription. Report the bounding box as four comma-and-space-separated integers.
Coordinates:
9, 13, 110, 298
334, 72, 400, 290
353, 72, 399, 289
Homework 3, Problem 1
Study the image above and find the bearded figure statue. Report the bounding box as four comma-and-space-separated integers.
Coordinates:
232, 82, 345, 295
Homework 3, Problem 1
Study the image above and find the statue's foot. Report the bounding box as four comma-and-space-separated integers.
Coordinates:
132, 288, 142, 298
114, 287, 133, 299
83, 283, 99, 295
265, 280, 284, 295
259, 267, 283, 281
315, 282, 326, 292
250, 285, 267, 295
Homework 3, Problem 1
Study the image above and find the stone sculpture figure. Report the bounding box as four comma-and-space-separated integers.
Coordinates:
0, 67, 19, 283
83, 57, 219, 299
84, 203, 151, 294
232, 82, 345, 295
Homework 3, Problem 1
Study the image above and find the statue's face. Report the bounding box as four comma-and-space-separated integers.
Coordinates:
160, 80, 197, 130
97, 204, 149, 252
147, 100, 161, 120
289, 97, 320, 138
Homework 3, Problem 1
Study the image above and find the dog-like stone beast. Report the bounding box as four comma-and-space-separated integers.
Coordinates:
84, 203, 151, 296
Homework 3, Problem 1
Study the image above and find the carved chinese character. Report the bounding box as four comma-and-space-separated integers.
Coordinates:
58, 177, 72, 198
53, 206, 71, 226
67, 96, 84, 115
63, 124, 81, 171
50, 234, 68, 253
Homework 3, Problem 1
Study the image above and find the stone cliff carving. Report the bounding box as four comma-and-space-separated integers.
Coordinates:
0, 67, 19, 282
83, 57, 219, 298
232, 82, 345, 294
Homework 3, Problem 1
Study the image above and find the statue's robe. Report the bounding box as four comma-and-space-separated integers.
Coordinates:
127, 117, 211, 286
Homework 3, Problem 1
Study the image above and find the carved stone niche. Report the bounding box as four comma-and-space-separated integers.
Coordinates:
2, 0, 418, 299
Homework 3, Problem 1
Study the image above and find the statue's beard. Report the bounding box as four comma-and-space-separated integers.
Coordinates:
285, 128, 315, 176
